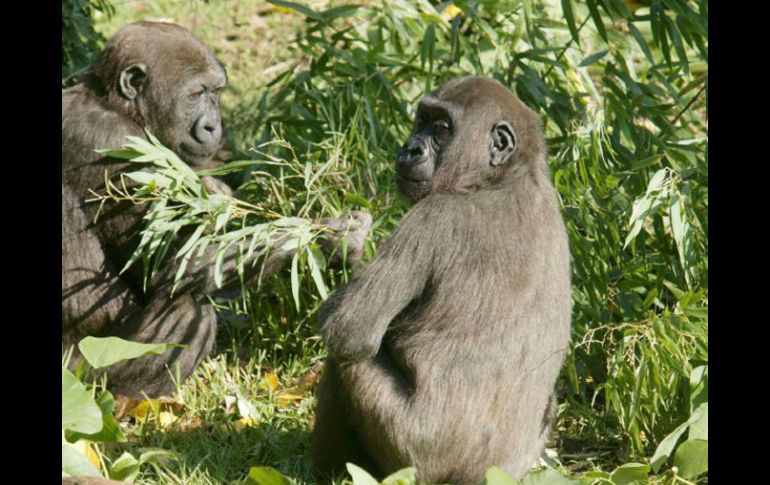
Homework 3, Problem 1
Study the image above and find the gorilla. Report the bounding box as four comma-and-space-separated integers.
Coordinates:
62, 21, 371, 398
312, 76, 572, 484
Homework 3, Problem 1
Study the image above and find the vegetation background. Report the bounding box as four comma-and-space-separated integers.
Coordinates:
61, 0, 708, 484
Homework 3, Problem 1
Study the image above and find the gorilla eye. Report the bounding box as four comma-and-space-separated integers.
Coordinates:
433, 119, 451, 133
188, 90, 204, 99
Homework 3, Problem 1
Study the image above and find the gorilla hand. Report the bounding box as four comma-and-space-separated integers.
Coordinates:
318, 211, 373, 266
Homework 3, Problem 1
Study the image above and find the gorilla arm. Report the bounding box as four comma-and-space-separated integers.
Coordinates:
318, 202, 436, 363
151, 211, 372, 299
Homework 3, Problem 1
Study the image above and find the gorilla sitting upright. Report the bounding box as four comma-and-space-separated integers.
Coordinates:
62, 21, 371, 398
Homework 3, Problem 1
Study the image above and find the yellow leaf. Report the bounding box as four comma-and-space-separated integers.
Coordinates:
623, 0, 651, 12
260, 372, 278, 392
273, 6, 293, 14
276, 392, 304, 402
233, 417, 259, 431
72, 439, 102, 471
442, 4, 462, 21
158, 411, 177, 429
127, 399, 161, 421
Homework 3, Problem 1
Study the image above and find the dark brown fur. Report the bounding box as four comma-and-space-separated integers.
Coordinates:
62, 22, 371, 398
312, 77, 572, 484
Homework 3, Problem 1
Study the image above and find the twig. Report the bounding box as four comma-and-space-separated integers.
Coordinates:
671, 82, 706, 126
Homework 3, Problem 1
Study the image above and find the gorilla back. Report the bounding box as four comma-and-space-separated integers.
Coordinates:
313, 77, 572, 484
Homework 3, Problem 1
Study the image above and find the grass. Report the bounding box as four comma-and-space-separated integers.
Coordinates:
82, 1, 709, 484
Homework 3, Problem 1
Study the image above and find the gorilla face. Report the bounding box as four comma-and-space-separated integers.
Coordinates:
395, 101, 449, 201
396, 83, 518, 202
175, 68, 227, 165
116, 56, 227, 167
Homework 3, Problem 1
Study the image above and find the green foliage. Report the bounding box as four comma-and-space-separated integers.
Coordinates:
62, 0, 114, 84
82, 0, 707, 483
62, 337, 177, 481
250, 0, 707, 474
92, 132, 332, 304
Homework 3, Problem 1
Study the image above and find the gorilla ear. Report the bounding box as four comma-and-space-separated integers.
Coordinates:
489, 121, 517, 167
118, 63, 147, 100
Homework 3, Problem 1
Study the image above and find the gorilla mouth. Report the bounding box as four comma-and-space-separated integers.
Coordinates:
396, 173, 430, 185
179, 142, 216, 163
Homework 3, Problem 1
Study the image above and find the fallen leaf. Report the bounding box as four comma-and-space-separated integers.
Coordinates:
233, 417, 259, 431
260, 372, 278, 392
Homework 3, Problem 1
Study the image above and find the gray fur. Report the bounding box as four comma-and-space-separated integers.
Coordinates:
312, 77, 572, 484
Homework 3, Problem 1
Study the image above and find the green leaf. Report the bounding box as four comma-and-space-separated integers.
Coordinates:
62, 442, 101, 478
344, 191, 373, 209
78, 336, 170, 369
586, 0, 607, 41
579, 50, 608, 67
381, 467, 417, 485
608, 463, 649, 485
268, 0, 323, 21
247, 466, 292, 485
108, 451, 139, 482
517, 468, 580, 485
688, 402, 708, 441
65, 390, 126, 443
138, 449, 178, 466
290, 252, 300, 310
650, 415, 690, 472
307, 245, 329, 300
673, 439, 708, 478
347, 463, 379, 485
483, 466, 516, 485
689, 365, 708, 413
62, 367, 102, 434
560, 0, 581, 46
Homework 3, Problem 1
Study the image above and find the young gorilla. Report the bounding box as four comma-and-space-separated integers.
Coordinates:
312, 77, 572, 484
62, 21, 371, 398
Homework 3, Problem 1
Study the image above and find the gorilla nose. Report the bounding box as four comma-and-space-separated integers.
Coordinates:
397, 144, 425, 166
192, 117, 222, 146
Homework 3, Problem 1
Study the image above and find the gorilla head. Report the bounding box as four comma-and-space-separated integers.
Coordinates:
396, 76, 546, 201
87, 21, 226, 166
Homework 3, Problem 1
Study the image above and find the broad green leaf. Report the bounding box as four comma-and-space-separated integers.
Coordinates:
608, 463, 649, 484
247, 466, 292, 485
62, 367, 102, 434
65, 390, 125, 443
651, 403, 707, 472
138, 449, 178, 465
688, 402, 708, 441
78, 336, 169, 369
483, 466, 516, 485
689, 365, 708, 412
517, 468, 580, 485
673, 439, 708, 478
381, 466, 417, 485
62, 442, 101, 478
346, 463, 379, 485
109, 451, 139, 482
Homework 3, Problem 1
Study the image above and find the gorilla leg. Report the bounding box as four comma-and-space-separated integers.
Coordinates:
64, 184, 214, 398
102, 294, 217, 398
312, 359, 382, 481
